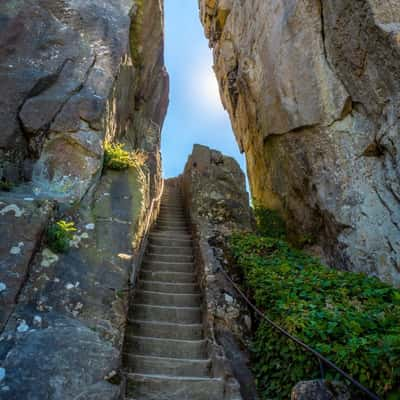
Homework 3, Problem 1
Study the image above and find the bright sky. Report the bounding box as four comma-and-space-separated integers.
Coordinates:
161, 0, 246, 178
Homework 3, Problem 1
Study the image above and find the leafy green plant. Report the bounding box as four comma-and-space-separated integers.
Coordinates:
0, 178, 13, 191
253, 205, 287, 239
47, 220, 77, 253
229, 228, 400, 399
104, 142, 146, 170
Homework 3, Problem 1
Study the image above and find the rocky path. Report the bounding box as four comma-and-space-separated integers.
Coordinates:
123, 184, 224, 399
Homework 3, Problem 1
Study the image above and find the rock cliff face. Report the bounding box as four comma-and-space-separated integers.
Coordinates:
199, 0, 400, 285
0, 0, 168, 398
0, 0, 168, 200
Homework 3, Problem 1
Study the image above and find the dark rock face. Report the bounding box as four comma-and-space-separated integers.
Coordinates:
0, 0, 168, 201
199, 0, 400, 286
291, 380, 351, 400
0, 0, 168, 398
181, 145, 257, 400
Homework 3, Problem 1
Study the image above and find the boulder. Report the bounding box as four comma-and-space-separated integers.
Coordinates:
292, 380, 351, 400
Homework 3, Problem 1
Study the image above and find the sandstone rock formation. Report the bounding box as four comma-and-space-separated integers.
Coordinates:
199, 0, 400, 285
181, 145, 257, 400
0, 0, 168, 398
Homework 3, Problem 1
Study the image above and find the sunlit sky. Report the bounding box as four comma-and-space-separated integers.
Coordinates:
161, 0, 246, 178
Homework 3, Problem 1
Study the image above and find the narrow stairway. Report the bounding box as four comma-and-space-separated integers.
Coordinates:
123, 184, 224, 399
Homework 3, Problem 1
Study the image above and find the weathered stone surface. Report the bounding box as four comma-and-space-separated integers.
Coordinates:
0, 0, 168, 398
0, 0, 168, 201
0, 198, 53, 331
291, 380, 351, 400
199, 0, 400, 285
0, 166, 150, 399
180, 145, 257, 400
182, 144, 252, 234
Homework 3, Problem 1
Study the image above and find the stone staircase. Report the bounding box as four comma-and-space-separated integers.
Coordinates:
123, 184, 224, 399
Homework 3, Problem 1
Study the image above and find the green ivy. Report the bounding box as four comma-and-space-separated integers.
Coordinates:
253, 205, 286, 239
47, 220, 77, 253
229, 232, 400, 399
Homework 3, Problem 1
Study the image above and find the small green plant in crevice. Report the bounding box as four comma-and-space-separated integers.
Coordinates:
104, 142, 147, 171
228, 206, 400, 399
46, 220, 77, 253
0, 178, 13, 192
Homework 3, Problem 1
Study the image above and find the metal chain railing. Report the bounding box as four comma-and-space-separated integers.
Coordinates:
217, 264, 381, 400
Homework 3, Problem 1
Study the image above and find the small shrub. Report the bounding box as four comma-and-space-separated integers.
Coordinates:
104, 142, 146, 170
229, 232, 400, 399
47, 220, 77, 253
253, 205, 286, 239
0, 178, 13, 192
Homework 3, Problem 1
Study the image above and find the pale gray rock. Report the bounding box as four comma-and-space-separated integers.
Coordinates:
180, 145, 256, 400
291, 380, 350, 400
0, 0, 168, 399
0, 0, 168, 201
199, 0, 400, 285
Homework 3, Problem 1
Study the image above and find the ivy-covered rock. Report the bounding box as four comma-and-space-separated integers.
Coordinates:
229, 232, 400, 399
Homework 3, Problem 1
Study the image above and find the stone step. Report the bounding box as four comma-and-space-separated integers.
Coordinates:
126, 374, 224, 400
161, 203, 184, 208
148, 244, 193, 255
159, 205, 185, 212
161, 200, 184, 205
135, 290, 201, 307
131, 304, 202, 324
157, 217, 188, 224
126, 320, 203, 340
142, 260, 195, 273
149, 236, 192, 248
144, 253, 194, 263
140, 270, 196, 284
156, 226, 189, 233
151, 230, 191, 239
123, 354, 211, 377
138, 280, 200, 294
124, 336, 207, 359
156, 220, 188, 228
158, 212, 186, 220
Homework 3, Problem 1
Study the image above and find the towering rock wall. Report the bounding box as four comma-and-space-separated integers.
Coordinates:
0, 0, 168, 200
0, 0, 168, 398
199, 0, 400, 285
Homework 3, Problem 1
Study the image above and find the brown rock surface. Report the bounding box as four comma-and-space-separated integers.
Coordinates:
199, 0, 400, 285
